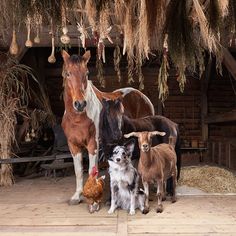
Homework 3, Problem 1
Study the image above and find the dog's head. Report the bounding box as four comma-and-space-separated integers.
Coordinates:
108, 139, 135, 168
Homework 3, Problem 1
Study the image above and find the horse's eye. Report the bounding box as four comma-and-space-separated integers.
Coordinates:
86, 71, 89, 76
65, 71, 71, 78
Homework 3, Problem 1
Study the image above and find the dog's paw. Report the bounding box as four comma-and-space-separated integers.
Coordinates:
129, 209, 135, 215
108, 208, 115, 214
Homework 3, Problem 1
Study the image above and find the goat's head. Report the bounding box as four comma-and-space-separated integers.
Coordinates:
124, 131, 166, 152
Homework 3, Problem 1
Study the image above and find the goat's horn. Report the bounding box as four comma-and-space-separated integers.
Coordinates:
124, 132, 139, 138
151, 131, 166, 137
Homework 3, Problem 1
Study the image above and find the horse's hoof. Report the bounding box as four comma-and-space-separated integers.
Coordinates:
162, 196, 167, 201
171, 197, 177, 203
68, 199, 81, 205
156, 205, 163, 213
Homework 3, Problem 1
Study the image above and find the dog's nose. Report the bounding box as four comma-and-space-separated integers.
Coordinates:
116, 158, 121, 162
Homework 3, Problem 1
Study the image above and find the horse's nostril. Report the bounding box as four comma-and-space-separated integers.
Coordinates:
74, 101, 81, 109
81, 100, 87, 108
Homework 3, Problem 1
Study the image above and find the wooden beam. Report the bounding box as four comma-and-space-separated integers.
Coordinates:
205, 110, 236, 123
222, 47, 236, 81
0, 153, 72, 164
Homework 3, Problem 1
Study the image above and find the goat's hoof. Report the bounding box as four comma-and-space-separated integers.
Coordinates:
156, 205, 163, 213
142, 208, 149, 214
68, 199, 81, 205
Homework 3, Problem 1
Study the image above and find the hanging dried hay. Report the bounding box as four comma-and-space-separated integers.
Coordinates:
85, 0, 97, 30
136, 0, 150, 60
96, 56, 105, 87
158, 50, 169, 102
0, 53, 54, 186
179, 166, 236, 193
113, 45, 122, 82
127, 54, 134, 84
0, 98, 19, 187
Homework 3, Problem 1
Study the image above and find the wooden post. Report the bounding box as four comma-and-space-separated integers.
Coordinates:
218, 142, 222, 166
212, 142, 215, 163
201, 58, 212, 142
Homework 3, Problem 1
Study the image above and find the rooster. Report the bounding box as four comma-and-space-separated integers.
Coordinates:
83, 166, 105, 213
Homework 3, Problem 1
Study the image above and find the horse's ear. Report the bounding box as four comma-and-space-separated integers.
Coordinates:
61, 50, 70, 63
83, 50, 91, 65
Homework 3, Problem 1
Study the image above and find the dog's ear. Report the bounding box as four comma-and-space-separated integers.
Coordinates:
124, 139, 135, 157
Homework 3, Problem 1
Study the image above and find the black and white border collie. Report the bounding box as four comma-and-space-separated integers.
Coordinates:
108, 140, 148, 215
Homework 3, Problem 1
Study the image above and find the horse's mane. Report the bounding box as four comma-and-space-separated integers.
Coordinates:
69, 54, 84, 64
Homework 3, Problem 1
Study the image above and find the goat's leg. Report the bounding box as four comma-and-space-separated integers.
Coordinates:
108, 184, 118, 214
171, 166, 177, 203
162, 181, 167, 201
137, 192, 149, 214
156, 179, 163, 213
143, 181, 150, 211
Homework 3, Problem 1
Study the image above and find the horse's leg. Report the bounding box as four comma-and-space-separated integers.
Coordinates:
87, 139, 98, 174
68, 144, 83, 205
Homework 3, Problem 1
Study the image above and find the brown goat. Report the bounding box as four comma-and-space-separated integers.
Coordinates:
124, 131, 177, 213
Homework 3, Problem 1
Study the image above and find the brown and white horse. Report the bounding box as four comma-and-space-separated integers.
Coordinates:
61, 50, 154, 204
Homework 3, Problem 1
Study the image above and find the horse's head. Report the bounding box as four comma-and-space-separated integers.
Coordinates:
100, 98, 124, 142
62, 50, 91, 112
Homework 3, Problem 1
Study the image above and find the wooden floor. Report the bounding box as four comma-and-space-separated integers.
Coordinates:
0, 175, 236, 236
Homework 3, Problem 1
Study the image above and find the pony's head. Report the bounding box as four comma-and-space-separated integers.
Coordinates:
62, 50, 91, 112
100, 98, 124, 142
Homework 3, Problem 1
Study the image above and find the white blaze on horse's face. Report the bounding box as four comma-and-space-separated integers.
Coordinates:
62, 50, 91, 113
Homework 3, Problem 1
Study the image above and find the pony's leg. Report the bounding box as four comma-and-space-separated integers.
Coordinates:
69, 145, 83, 205
88, 140, 98, 174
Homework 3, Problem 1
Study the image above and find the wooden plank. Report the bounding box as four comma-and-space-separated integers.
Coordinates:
128, 224, 236, 234
212, 142, 215, 163
205, 110, 236, 123
117, 210, 128, 236
218, 142, 222, 165
0, 154, 72, 164
0, 233, 116, 236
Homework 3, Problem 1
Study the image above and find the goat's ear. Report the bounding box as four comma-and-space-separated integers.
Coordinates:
124, 132, 139, 138
124, 139, 135, 156
150, 131, 166, 137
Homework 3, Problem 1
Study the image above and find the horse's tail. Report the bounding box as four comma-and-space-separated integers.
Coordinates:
175, 125, 182, 180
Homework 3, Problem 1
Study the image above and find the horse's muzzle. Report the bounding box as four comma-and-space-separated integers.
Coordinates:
74, 100, 87, 112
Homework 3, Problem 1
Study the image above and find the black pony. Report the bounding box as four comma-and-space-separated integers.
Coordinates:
99, 99, 182, 193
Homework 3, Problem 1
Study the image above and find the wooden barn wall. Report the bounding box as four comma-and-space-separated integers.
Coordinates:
21, 47, 236, 168
207, 69, 236, 168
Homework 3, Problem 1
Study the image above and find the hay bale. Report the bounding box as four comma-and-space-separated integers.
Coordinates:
178, 165, 236, 193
